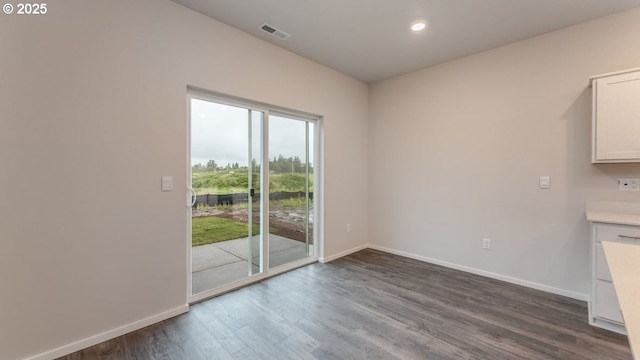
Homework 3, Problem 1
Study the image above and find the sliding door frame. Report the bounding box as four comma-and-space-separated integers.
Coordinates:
186, 87, 322, 304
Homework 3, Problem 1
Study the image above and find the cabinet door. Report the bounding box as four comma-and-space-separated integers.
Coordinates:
593, 71, 640, 162
595, 280, 624, 323
595, 243, 612, 281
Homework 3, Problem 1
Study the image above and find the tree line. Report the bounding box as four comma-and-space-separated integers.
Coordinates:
192, 155, 312, 174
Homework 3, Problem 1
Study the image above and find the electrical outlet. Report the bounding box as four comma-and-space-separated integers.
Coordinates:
482, 238, 491, 250
619, 178, 640, 191
346, 223, 352, 233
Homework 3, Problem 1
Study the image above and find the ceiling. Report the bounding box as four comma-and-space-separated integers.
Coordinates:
171, 0, 640, 83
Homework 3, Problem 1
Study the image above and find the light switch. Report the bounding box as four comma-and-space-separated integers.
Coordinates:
161, 176, 173, 192
539, 176, 550, 189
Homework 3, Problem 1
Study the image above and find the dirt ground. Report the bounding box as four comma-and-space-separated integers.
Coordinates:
192, 207, 313, 243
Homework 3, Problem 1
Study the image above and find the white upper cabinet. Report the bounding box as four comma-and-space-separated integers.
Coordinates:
591, 69, 640, 163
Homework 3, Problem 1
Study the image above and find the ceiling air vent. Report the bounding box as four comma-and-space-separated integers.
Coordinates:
260, 23, 291, 40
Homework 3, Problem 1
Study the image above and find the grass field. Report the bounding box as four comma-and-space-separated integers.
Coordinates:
192, 171, 312, 195
192, 216, 275, 246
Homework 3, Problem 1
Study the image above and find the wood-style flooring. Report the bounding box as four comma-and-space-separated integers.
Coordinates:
57, 249, 632, 359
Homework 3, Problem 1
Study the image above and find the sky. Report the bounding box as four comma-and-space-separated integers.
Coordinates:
191, 99, 314, 167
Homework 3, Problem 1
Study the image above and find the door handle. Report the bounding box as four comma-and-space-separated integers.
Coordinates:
187, 188, 197, 207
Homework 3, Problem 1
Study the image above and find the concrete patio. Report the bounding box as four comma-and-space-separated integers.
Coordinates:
192, 234, 309, 294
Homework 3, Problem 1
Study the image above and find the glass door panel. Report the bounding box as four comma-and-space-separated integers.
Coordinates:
190, 98, 263, 295
268, 115, 314, 268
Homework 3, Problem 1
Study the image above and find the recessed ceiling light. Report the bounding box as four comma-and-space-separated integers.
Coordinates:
411, 21, 427, 32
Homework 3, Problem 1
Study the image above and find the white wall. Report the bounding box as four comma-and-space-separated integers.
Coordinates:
369, 8, 640, 299
0, 1, 369, 359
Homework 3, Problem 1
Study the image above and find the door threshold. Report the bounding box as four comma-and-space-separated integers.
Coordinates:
189, 256, 317, 304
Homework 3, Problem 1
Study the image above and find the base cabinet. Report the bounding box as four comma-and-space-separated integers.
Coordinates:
589, 222, 640, 333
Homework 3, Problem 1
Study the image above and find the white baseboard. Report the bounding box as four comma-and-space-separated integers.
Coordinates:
319, 243, 369, 263
368, 244, 588, 301
24, 304, 189, 360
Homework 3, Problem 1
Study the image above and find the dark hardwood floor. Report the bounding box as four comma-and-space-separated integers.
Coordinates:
57, 249, 631, 359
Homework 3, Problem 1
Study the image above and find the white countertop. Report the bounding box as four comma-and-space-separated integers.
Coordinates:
586, 201, 640, 226
602, 241, 640, 360
586, 212, 640, 227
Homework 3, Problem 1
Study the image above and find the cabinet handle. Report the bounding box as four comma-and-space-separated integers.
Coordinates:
618, 235, 640, 241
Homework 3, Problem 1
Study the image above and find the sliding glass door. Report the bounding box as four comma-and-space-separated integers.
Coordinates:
190, 99, 263, 295
188, 93, 318, 298
268, 114, 314, 268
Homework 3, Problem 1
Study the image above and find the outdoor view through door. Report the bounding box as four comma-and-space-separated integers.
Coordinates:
189, 95, 316, 296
